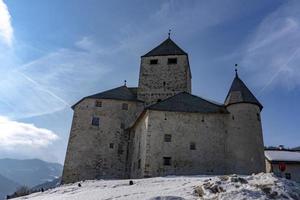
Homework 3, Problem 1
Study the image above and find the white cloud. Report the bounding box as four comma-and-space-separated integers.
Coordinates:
242, 1, 300, 93
0, 0, 13, 47
0, 116, 58, 150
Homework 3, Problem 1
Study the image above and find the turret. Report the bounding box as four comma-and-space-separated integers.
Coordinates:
137, 36, 191, 105
224, 69, 265, 174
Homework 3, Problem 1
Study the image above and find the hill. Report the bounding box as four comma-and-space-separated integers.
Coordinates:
0, 174, 20, 200
14, 173, 300, 200
0, 158, 62, 187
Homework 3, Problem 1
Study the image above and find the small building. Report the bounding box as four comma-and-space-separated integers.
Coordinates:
265, 150, 300, 182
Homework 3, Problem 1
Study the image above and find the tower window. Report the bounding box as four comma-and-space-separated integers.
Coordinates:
257, 113, 261, 121
109, 143, 114, 149
168, 58, 177, 64
164, 134, 172, 142
92, 117, 100, 126
122, 103, 128, 110
150, 59, 158, 65
163, 157, 171, 166
190, 142, 196, 150
95, 100, 102, 107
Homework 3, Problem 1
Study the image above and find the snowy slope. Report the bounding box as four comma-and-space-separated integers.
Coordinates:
16, 173, 300, 200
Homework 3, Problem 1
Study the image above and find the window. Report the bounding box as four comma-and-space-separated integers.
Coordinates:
91, 117, 100, 126
95, 100, 102, 107
122, 103, 128, 110
120, 123, 125, 129
285, 173, 291, 180
157, 99, 162, 103
163, 157, 171, 166
257, 113, 261, 121
168, 58, 177, 64
190, 142, 196, 150
138, 159, 141, 169
164, 134, 172, 142
150, 59, 158, 65
109, 143, 114, 149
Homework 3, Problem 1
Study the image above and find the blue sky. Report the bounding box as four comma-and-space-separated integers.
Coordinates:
0, 0, 299, 164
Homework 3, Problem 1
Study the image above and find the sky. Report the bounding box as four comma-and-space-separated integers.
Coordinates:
0, 0, 299, 164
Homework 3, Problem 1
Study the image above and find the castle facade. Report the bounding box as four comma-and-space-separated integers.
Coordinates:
62, 37, 265, 183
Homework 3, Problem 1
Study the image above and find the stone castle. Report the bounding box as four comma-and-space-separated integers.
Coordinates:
62, 36, 265, 183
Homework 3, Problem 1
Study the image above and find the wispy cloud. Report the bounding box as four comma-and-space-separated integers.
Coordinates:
242, 1, 300, 93
0, 116, 58, 150
0, 37, 111, 119
0, 0, 13, 47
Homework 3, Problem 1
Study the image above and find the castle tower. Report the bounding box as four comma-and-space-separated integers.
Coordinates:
137, 37, 192, 105
224, 70, 265, 174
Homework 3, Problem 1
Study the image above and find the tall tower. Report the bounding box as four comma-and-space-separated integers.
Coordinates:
137, 37, 191, 105
224, 70, 265, 174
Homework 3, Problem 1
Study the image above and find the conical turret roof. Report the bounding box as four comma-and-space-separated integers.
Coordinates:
225, 73, 263, 110
142, 38, 187, 57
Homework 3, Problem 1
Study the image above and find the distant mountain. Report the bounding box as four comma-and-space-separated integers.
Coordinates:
293, 146, 300, 151
0, 158, 63, 187
0, 174, 20, 200
31, 177, 61, 192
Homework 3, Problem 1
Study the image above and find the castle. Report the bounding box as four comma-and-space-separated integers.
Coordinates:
62, 36, 266, 183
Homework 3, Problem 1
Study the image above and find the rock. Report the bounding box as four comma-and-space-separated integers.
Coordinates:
194, 186, 204, 197
230, 176, 248, 184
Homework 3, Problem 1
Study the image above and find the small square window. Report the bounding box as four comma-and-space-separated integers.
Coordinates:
163, 157, 171, 166
190, 142, 196, 150
92, 117, 99, 126
150, 59, 158, 65
285, 173, 291, 179
120, 123, 125, 129
109, 143, 114, 149
122, 103, 128, 110
95, 100, 102, 107
164, 134, 172, 142
168, 58, 177, 64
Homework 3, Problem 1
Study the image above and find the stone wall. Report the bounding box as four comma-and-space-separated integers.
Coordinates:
62, 98, 143, 183
137, 55, 191, 105
225, 103, 266, 174
130, 110, 228, 177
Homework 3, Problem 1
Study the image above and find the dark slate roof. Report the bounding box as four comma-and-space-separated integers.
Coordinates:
148, 92, 227, 113
142, 38, 187, 57
72, 86, 140, 109
225, 74, 263, 110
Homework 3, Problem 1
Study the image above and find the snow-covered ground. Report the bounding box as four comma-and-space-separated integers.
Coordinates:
16, 173, 300, 200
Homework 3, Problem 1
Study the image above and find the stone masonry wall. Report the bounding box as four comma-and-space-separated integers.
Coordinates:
225, 103, 266, 174
137, 55, 191, 105
62, 98, 143, 183
130, 110, 228, 178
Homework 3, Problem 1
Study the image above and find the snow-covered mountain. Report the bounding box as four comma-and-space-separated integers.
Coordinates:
0, 158, 62, 187
0, 174, 20, 200
15, 173, 300, 200
0, 159, 62, 200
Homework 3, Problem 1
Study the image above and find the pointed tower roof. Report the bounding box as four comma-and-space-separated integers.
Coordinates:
225, 72, 263, 110
142, 37, 187, 57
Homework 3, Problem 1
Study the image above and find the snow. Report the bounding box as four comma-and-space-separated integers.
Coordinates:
265, 150, 300, 162
16, 173, 300, 200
